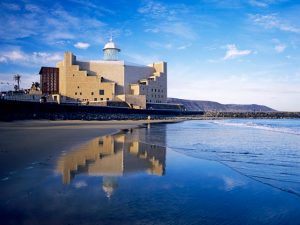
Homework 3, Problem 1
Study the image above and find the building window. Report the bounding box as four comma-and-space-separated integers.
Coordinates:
99, 89, 105, 95
77, 86, 80, 89
106, 98, 109, 100
100, 98, 103, 100
94, 98, 97, 101
91, 92, 94, 95
155, 89, 156, 92
75, 92, 77, 95
80, 92, 82, 95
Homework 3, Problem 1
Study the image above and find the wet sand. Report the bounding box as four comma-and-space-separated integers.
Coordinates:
0, 119, 181, 179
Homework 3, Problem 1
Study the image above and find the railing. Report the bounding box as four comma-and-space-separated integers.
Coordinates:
2, 94, 42, 102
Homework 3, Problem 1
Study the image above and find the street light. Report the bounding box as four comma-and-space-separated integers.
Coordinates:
13, 74, 21, 91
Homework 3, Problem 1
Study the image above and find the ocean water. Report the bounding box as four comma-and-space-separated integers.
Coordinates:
1, 119, 300, 225
166, 119, 300, 196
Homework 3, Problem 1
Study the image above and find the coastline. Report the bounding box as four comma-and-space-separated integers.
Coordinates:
0, 119, 183, 179
1, 119, 300, 224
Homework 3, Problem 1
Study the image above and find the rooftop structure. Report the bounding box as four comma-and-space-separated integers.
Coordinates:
103, 36, 121, 61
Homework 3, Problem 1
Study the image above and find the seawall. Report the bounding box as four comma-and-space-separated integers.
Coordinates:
0, 100, 203, 121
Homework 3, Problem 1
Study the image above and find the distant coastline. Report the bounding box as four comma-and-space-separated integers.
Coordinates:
168, 97, 276, 112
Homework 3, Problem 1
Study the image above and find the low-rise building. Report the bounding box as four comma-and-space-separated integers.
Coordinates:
39, 67, 59, 94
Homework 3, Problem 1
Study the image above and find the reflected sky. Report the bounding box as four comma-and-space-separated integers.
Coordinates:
1, 122, 300, 225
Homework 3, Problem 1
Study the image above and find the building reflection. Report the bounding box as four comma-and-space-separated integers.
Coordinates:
56, 126, 166, 198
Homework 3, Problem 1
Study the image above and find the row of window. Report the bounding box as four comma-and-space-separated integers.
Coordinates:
79, 98, 110, 101
74, 90, 105, 96
150, 94, 164, 98
140, 86, 164, 93
147, 100, 163, 103
151, 88, 163, 93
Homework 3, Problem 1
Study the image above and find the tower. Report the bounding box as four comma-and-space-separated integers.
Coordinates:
103, 36, 121, 61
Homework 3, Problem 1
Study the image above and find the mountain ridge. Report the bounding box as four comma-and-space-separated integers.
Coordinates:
167, 98, 276, 112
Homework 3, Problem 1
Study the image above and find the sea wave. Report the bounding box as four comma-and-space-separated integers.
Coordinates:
160, 119, 300, 197
212, 120, 300, 135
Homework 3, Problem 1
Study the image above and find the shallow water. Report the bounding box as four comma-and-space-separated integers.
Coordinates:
1, 119, 300, 225
166, 119, 300, 196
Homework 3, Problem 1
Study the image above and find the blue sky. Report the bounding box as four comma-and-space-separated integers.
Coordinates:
0, 0, 300, 111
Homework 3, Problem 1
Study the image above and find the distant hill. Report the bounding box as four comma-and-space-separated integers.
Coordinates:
167, 98, 276, 112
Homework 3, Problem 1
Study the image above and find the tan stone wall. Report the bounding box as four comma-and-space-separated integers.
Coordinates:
57, 52, 115, 103
130, 84, 140, 95
57, 52, 167, 106
78, 61, 125, 95
124, 65, 154, 94
138, 62, 167, 104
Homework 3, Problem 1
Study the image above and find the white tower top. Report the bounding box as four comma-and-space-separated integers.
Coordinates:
103, 36, 121, 61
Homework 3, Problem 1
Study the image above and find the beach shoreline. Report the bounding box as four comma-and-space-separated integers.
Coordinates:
0, 119, 184, 179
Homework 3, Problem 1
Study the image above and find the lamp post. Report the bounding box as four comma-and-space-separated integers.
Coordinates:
13, 74, 21, 91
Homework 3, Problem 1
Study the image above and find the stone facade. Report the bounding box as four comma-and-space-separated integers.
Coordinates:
55, 39, 167, 109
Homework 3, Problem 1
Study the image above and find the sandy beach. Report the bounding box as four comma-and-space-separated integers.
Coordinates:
1, 119, 300, 225
0, 119, 181, 179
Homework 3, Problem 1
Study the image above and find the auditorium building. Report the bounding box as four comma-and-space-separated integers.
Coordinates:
40, 37, 167, 109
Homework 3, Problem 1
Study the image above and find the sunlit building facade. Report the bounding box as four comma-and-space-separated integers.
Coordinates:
54, 37, 167, 109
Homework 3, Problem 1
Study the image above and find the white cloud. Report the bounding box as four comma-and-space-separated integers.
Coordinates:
1, 3, 20, 11
69, 0, 115, 14
74, 42, 90, 49
249, 14, 300, 33
0, 49, 63, 66
144, 22, 197, 40
248, 0, 292, 8
32, 52, 63, 64
163, 22, 197, 40
274, 43, 286, 53
138, 0, 172, 20
223, 44, 252, 60
0, 3, 106, 45
148, 42, 173, 49
177, 43, 192, 50
138, 1, 197, 40
25, 4, 42, 13
145, 28, 160, 33
0, 56, 6, 62
248, 0, 268, 7
0, 50, 27, 62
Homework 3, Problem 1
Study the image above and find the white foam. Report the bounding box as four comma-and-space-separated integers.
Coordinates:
212, 121, 300, 135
